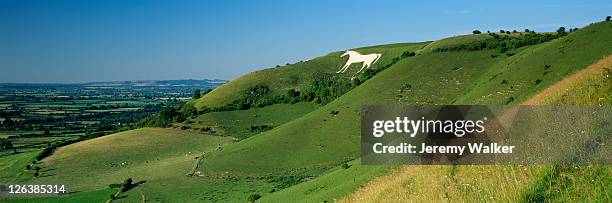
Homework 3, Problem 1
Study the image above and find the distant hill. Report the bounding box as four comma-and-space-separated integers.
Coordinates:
83, 79, 227, 87
0, 79, 227, 88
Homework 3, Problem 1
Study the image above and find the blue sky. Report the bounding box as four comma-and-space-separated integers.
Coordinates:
1, 0, 611, 83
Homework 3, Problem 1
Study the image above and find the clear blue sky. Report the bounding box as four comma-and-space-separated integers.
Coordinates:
1, 0, 610, 83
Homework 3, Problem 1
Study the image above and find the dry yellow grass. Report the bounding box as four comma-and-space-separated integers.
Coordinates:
340, 165, 548, 202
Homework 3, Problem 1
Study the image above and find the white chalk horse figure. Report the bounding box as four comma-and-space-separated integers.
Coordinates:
337, 50, 382, 74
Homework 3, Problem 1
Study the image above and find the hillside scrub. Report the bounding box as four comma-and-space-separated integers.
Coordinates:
198, 72, 353, 113
433, 32, 560, 53
139, 103, 198, 127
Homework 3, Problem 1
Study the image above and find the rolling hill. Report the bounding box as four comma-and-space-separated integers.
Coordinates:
2, 20, 611, 202
193, 42, 430, 109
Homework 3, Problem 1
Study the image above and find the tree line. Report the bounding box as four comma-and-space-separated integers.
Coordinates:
437, 30, 564, 53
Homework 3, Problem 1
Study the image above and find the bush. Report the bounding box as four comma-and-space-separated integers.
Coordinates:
200, 127, 212, 132
535, 79, 543, 85
557, 27, 567, 36
401, 51, 416, 58
141, 103, 198, 127
248, 194, 261, 202
0, 139, 13, 149
192, 89, 201, 99
250, 124, 273, 133
472, 30, 482, 34
606, 16, 611, 21
120, 178, 133, 192
341, 162, 351, 169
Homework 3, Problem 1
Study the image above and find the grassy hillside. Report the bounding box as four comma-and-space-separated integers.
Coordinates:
339, 56, 612, 202
193, 42, 429, 109
202, 49, 502, 175
336, 22, 612, 202
523, 55, 611, 105
176, 102, 319, 139
251, 21, 612, 202
24, 128, 233, 193
455, 21, 612, 104
0, 151, 38, 183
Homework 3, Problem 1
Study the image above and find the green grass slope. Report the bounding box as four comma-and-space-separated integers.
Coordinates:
193, 42, 429, 109
203, 49, 502, 174
259, 159, 392, 203
23, 128, 233, 192
455, 21, 612, 104
340, 55, 612, 202
177, 102, 319, 139
419, 34, 492, 53
0, 151, 38, 183
335, 22, 612, 202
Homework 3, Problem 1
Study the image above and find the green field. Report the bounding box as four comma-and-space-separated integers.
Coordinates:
2, 21, 611, 202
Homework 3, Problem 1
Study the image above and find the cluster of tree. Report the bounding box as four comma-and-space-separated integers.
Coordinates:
197, 71, 356, 114
607, 16, 611, 21
139, 103, 198, 127
433, 31, 561, 53
203, 73, 352, 112
0, 138, 13, 150
192, 88, 212, 99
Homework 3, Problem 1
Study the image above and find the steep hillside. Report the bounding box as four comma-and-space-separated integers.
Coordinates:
340, 56, 612, 202
336, 23, 612, 202
193, 42, 429, 109
259, 21, 612, 202
202, 49, 502, 174
523, 55, 611, 105
455, 21, 612, 104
